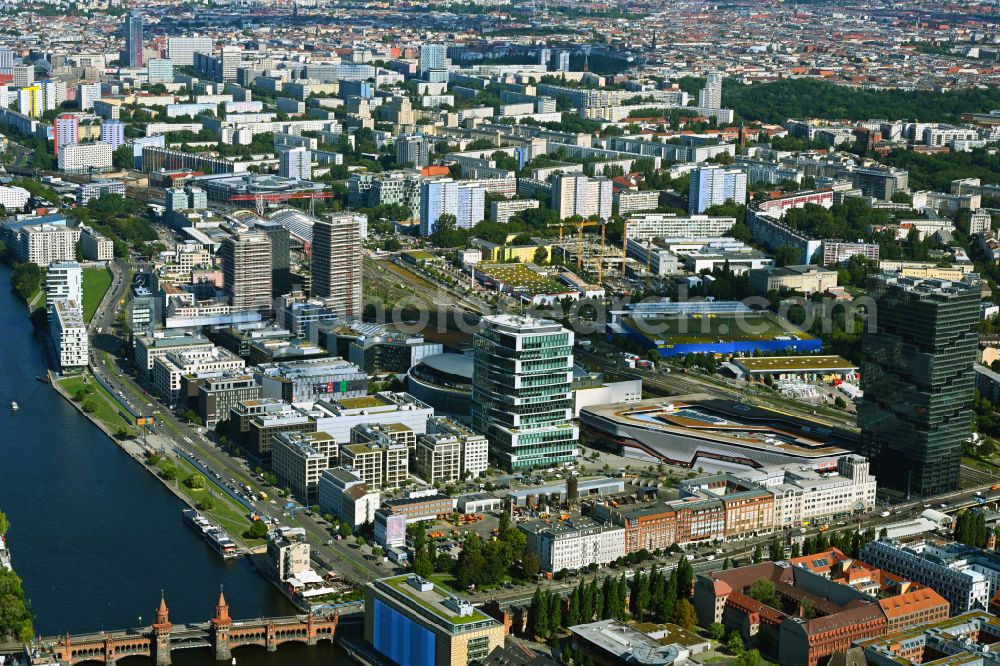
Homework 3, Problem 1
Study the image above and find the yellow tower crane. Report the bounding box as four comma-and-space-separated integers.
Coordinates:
547, 219, 601, 274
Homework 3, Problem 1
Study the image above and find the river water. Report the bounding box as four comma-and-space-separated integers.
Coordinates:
0, 265, 351, 664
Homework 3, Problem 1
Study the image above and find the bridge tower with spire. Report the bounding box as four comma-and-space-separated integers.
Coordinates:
152, 592, 173, 666
211, 586, 233, 661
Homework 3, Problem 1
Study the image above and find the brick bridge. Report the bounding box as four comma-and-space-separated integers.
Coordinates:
26, 590, 338, 665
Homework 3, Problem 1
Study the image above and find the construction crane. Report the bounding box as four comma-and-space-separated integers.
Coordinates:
547, 219, 604, 275
229, 191, 335, 216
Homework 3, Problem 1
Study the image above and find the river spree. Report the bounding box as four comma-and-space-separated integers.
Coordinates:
0, 265, 349, 664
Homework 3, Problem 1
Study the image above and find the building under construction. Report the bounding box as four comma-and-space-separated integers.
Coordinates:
551, 240, 621, 280
220, 227, 273, 313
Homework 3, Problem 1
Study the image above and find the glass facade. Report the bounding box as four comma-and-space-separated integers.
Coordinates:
472, 316, 579, 469
859, 275, 979, 497
373, 598, 436, 666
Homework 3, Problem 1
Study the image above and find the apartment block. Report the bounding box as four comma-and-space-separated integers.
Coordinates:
551, 175, 613, 221
50, 300, 88, 370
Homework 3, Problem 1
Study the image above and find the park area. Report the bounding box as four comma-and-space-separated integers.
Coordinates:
59, 373, 133, 435
82, 266, 112, 323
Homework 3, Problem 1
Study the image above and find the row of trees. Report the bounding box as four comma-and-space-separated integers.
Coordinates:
526, 558, 699, 641
954, 510, 990, 549
527, 574, 629, 639
0, 512, 33, 642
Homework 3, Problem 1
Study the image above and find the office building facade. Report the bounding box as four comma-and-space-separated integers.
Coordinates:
472, 315, 579, 470
859, 275, 979, 497
122, 12, 144, 67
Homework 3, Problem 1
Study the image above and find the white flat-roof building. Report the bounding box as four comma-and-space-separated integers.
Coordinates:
0, 185, 29, 210
50, 300, 88, 370
46, 261, 82, 306
58, 142, 113, 173
736, 455, 877, 528
303, 392, 434, 444
520, 517, 625, 572
79, 225, 115, 261
152, 346, 245, 402
317, 466, 380, 528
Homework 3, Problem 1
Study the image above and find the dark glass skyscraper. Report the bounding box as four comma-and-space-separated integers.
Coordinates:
859, 275, 979, 498
122, 11, 143, 68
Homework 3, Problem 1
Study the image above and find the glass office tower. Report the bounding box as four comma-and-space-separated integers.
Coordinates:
472, 315, 579, 470
859, 275, 980, 498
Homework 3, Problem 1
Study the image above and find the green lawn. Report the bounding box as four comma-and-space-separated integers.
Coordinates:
625, 312, 810, 344
82, 267, 112, 323
169, 457, 262, 547
59, 374, 133, 433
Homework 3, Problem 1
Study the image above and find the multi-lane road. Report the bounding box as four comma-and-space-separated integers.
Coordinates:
86, 261, 393, 587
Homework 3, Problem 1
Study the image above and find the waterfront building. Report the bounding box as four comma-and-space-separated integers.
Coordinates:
859, 275, 979, 497
46, 261, 82, 306
4, 219, 80, 266
266, 526, 310, 583
50, 300, 88, 370
472, 315, 578, 470
364, 575, 504, 666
